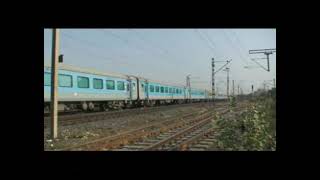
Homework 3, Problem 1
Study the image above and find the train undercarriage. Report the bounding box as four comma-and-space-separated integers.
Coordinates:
44, 98, 212, 114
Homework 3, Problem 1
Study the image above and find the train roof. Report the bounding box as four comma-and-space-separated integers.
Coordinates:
44, 63, 129, 79
135, 76, 185, 88
44, 63, 207, 91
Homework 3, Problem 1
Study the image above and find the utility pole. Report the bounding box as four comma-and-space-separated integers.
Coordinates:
214, 59, 232, 99
249, 48, 276, 72
251, 85, 254, 94
50, 29, 60, 139
273, 78, 276, 88
211, 58, 215, 100
237, 84, 240, 95
186, 74, 191, 100
225, 67, 230, 98
216, 86, 219, 97
232, 80, 235, 96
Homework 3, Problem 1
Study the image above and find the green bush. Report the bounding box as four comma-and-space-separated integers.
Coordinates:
215, 96, 276, 151
229, 96, 236, 108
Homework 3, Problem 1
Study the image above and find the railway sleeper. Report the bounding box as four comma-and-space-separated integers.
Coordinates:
189, 147, 206, 151
191, 144, 210, 149
198, 141, 214, 145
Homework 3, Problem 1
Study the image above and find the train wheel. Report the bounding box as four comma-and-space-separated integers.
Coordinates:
82, 102, 88, 111
88, 102, 95, 111
100, 104, 107, 111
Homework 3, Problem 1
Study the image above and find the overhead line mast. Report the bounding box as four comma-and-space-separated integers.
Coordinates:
249, 48, 276, 72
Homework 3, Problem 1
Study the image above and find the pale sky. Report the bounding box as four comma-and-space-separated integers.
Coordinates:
44, 28, 276, 95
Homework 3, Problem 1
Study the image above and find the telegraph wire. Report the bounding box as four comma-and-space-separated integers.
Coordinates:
221, 30, 250, 66
61, 32, 134, 66
129, 29, 169, 57
100, 29, 181, 68
194, 29, 219, 57
62, 32, 131, 59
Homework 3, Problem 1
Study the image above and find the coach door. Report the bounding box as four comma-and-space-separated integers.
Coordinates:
131, 78, 137, 100
127, 79, 132, 100
145, 80, 149, 100
139, 80, 148, 100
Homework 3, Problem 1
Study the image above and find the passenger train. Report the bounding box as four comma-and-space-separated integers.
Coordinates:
44, 64, 211, 112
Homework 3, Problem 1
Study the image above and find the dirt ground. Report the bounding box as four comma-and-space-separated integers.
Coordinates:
43, 101, 252, 151
44, 105, 213, 150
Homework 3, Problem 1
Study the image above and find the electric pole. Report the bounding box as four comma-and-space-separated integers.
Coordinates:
225, 67, 230, 98
237, 84, 240, 95
249, 48, 276, 72
232, 80, 235, 96
211, 58, 215, 100
216, 86, 219, 97
273, 78, 276, 88
50, 29, 60, 139
186, 74, 191, 100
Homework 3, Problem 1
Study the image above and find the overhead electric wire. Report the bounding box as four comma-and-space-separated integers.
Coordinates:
99, 29, 148, 56
100, 29, 180, 68
129, 29, 169, 57
214, 60, 232, 75
221, 30, 250, 66
61, 31, 166, 68
194, 29, 219, 57
100, 29, 159, 56
128, 29, 186, 65
62, 32, 131, 59
202, 30, 217, 50
61, 32, 134, 66
229, 30, 269, 70
230, 30, 251, 58
251, 59, 269, 71
63, 45, 132, 66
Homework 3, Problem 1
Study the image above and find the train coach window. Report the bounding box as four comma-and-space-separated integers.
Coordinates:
77, 76, 89, 88
117, 81, 125, 90
160, 86, 164, 93
93, 78, 103, 89
59, 74, 72, 87
169, 88, 172, 93
106, 80, 115, 90
155, 86, 159, 92
165, 87, 168, 93
150, 85, 154, 92
44, 72, 51, 86
176, 89, 179, 94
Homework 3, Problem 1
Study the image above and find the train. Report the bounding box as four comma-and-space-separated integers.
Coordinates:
44, 63, 212, 112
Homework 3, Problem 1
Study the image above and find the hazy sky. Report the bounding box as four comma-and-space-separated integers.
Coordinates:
44, 28, 276, 95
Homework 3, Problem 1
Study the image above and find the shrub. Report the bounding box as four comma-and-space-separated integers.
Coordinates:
215, 96, 276, 151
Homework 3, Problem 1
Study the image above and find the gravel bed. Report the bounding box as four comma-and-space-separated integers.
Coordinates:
44, 105, 212, 150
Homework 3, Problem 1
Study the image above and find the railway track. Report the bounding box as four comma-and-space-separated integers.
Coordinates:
110, 109, 231, 151
60, 106, 230, 151
113, 115, 214, 151
61, 109, 214, 151
45, 100, 255, 151
44, 102, 220, 128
